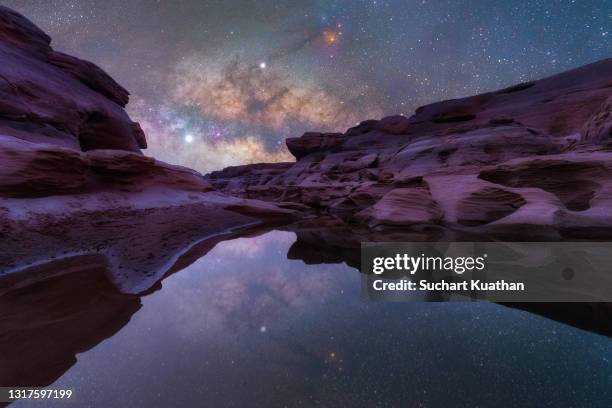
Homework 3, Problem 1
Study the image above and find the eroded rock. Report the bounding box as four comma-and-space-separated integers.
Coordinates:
286, 132, 345, 159
208, 58, 612, 238
0, 6, 143, 151
357, 186, 443, 228
582, 95, 612, 145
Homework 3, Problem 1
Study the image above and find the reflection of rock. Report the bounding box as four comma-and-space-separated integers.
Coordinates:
0, 256, 141, 387
285, 218, 453, 269
0, 220, 275, 390
282, 220, 612, 338
207, 58, 612, 239
504, 302, 612, 338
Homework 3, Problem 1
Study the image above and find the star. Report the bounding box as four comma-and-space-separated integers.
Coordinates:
323, 31, 339, 45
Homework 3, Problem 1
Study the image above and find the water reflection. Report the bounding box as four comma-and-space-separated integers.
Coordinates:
6, 231, 612, 407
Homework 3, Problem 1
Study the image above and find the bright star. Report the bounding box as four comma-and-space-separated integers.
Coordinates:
184, 133, 194, 143
323, 31, 338, 45
259, 62, 267, 69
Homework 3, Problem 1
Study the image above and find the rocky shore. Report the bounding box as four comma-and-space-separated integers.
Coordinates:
207, 58, 612, 240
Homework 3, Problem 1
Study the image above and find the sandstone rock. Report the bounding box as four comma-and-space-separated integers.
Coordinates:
0, 133, 216, 198
286, 132, 344, 159
407, 59, 612, 136
0, 7, 143, 151
377, 115, 411, 134
130, 122, 147, 149
345, 119, 380, 136
357, 187, 443, 228
0, 7, 227, 201
384, 124, 558, 177
338, 153, 378, 172
87, 149, 215, 192
0, 136, 86, 197
0, 5, 51, 57
206, 162, 292, 192
47, 51, 130, 107
478, 155, 609, 212
456, 187, 526, 226
581, 95, 612, 145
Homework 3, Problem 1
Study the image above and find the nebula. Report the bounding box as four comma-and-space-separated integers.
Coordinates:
133, 54, 381, 173
171, 56, 375, 130
139, 112, 292, 173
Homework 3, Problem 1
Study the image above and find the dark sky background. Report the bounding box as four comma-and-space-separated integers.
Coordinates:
5, 0, 611, 171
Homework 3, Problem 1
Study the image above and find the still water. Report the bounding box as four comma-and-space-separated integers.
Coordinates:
15, 231, 612, 407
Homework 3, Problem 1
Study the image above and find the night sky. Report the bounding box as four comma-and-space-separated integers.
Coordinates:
5, 0, 611, 172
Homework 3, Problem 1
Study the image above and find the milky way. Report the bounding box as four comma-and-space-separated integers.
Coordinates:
6, 0, 611, 172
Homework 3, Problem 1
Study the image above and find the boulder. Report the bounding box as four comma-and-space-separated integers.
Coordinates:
286, 132, 344, 159
357, 187, 443, 228
0, 6, 144, 151
377, 115, 411, 134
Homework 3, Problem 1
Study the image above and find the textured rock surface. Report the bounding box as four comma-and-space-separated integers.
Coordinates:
0, 7, 301, 290
582, 95, 612, 145
207, 58, 612, 239
357, 186, 443, 228
0, 5, 141, 151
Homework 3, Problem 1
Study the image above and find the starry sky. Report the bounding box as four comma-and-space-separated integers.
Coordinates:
5, 0, 612, 172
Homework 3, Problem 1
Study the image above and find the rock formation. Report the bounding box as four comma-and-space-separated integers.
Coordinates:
0, 6, 298, 293
0, 6, 140, 151
207, 58, 612, 240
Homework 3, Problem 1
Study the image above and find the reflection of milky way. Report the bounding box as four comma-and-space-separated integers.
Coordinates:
158, 232, 340, 336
